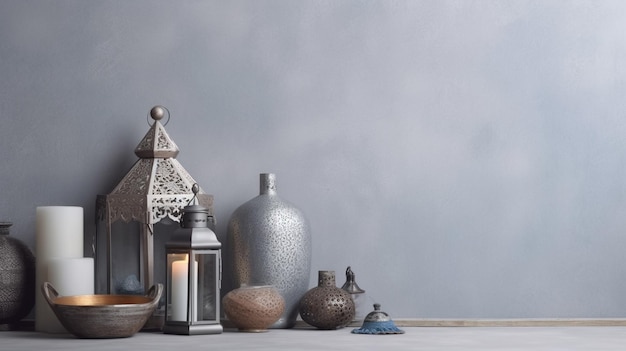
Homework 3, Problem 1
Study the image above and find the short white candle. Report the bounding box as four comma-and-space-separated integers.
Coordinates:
171, 255, 198, 321
35, 206, 84, 333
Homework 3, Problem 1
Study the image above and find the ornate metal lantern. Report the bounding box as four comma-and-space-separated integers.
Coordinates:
163, 187, 222, 335
95, 106, 214, 321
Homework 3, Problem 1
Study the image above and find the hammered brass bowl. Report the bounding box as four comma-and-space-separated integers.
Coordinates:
41, 282, 162, 338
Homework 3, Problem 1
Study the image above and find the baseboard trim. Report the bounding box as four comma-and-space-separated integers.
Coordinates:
292, 318, 626, 328
384, 318, 626, 327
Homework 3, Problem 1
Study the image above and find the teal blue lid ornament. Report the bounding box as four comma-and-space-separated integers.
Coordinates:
351, 303, 405, 335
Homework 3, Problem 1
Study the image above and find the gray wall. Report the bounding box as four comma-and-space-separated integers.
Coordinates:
2, 0, 626, 318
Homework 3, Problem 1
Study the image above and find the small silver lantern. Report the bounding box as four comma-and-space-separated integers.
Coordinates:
163, 186, 222, 335
95, 106, 214, 310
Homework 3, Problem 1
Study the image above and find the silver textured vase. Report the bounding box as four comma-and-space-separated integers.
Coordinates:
227, 173, 311, 328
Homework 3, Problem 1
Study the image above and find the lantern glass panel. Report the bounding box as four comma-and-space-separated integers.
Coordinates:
165, 250, 220, 324
153, 221, 177, 295
166, 251, 190, 322
110, 222, 141, 294
195, 250, 220, 322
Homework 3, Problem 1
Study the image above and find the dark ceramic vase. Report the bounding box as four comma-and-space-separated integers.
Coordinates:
299, 270, 355, 329
0, 222, 36, 325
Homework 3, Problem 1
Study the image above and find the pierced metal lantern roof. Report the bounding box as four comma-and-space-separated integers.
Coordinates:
101, 106, 213, 226
96, 106, 214, 295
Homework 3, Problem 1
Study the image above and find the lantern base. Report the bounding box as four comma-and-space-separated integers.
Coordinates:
142, 313, 165, 331
163, 323, 223, 335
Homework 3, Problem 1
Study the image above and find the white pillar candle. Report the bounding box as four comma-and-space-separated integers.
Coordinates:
171, 256, 198, 321
35, 206, 84, 333
48, 257, 94, 296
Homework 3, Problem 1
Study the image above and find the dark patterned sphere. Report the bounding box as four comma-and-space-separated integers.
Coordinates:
0, 222, 36, 324
299, 271, 355, 329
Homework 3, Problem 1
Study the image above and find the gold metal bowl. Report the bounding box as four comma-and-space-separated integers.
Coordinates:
42, 282, 162, 338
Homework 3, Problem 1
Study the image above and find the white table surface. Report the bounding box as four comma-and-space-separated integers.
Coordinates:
3, 326, 626, 351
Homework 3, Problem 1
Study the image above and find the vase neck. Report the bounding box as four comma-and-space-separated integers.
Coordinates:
318, 271, 336, 287
259, 173, 277, 196
0, 222, 12, 235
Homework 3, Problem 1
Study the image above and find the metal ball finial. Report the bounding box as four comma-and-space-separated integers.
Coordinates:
187, 183, 201, 206
150, 105, 166, 121
192, 183, 200, 195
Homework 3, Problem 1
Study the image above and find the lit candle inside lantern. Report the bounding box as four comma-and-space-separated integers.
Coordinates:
171, 255, 198, 321
35, 206, 84, 333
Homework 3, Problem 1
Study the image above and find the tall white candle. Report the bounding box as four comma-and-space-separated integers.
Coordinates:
171, 255, 198, 321
35, 206, 84, 333
48, 258, 94, 296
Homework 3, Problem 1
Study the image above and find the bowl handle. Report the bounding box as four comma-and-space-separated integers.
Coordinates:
146, 283, 164, 305
41, 282, 60, 307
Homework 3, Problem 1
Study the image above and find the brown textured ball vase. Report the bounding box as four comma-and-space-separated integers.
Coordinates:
222, 285, 285, 332
299, 271, 355, 330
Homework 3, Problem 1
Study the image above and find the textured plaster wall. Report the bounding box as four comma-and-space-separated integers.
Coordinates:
2, 0, 626, 318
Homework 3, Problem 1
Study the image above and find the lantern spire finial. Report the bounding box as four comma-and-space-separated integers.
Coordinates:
150, 105, 168, 122
188, 183, 200, 206
135, 105, 178, 158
